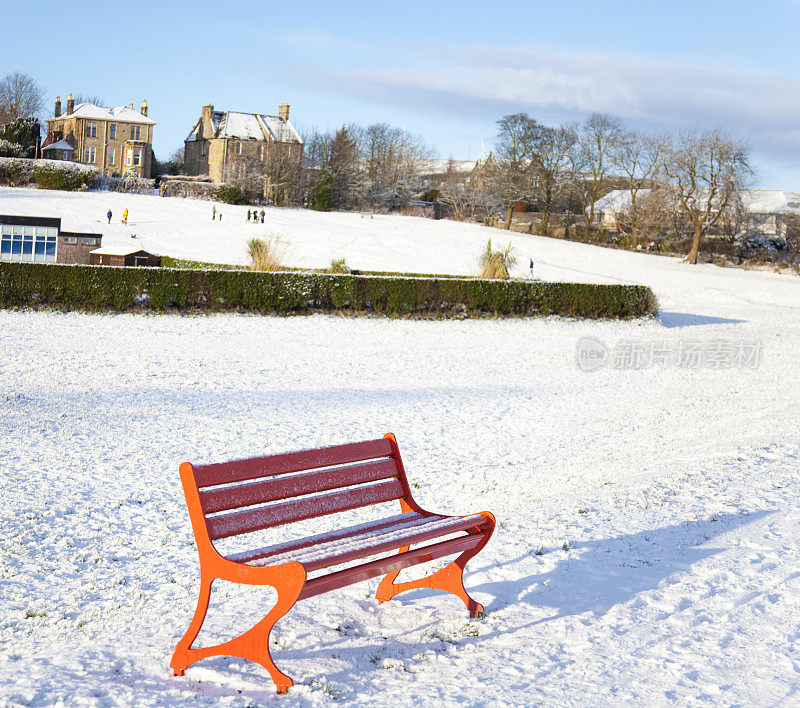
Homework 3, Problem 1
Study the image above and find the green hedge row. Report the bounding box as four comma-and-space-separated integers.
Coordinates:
0, 263, 658, 319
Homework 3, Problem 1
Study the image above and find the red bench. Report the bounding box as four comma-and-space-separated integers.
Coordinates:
170, 433, 495, 693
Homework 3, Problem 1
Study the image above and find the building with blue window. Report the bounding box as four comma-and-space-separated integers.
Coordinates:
0, 215, 102, 264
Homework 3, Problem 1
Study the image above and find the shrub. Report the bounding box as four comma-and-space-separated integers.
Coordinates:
329, 257, 350, 274
32, 165, 98, 191
215, 184, 244, 205
247, 236, 288, 271
310, 169, 335, 211
0, 139, 23, 158
0, 263, 659, 319
478, 239, 517, 279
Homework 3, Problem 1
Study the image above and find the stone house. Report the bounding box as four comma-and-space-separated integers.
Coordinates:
183, 103, 303, 198
42, 94, 156, 178
0, 215, 101, 264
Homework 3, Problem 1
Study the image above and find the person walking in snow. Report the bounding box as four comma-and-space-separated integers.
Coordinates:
260, 209, 265, 223
212, 205, 216, 220
122, 208, 128, 225
107, 209, 112, 224
247, 209, 251, 222
529, 258, 534, 277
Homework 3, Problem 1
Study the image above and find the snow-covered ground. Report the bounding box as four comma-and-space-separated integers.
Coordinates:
2, 187, 800, 705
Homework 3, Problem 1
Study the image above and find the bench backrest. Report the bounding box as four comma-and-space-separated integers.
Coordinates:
180, 434, 415, 543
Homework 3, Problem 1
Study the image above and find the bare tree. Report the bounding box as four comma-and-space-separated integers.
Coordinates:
530, 125, 574, 235
489, 113, 540, 229
72, 93, 107, 107
663, 129, 754, 263
569, 113, 623, 228
609, 130, 668, 243
0, 72, 46, 124
783, 213, 800, 267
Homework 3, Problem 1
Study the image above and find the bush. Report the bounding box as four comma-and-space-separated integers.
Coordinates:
478, 239, 517, 279
0, 139, 23, 158
329, 257, 350, 274
310, 169, 335, 211
32, 165, 97, 191
0, 263, 659, 319
215, 184, 244, 205
247, 236, 288, 271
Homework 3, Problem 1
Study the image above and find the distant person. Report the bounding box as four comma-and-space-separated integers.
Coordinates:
529, 258, 534, 277
247, 209, 251, 222
260, 209, 265, 223
122, 208, 128, 225
212, 205, 216, 220
218, 212, 222, 221
107, 209, 112, 224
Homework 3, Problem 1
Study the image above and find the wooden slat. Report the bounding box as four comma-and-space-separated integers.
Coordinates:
298, 534, 483, 600
301, 515, 491, 572
227, 512, 434, 564
193, 438, 393, 488
199, 459, 398, 514
206, 479, 404, 539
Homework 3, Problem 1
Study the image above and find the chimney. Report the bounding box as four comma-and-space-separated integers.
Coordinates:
54, 96, 61, 118
140, 99, 148, 117
128, 101, 133, 110
200, 104, 214, 138
66, 93, 74, 115
278, 102, 290, 121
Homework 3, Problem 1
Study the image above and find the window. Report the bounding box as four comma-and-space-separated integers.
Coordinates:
81, 237, 96, 245
109, 124, 116, 140
130, 125, 141, 140
0, 225, 57, 263
85, 121, 97, 138
62, 151, 69, 160
237, 142, 242, 155
84, 147, 96, 163
133, 149, 141, 166
63, 236, 77, 244
201, 143, 207, 156
260, 146, 264, 160
109, 148, 115, 164
126, 149, 132, 166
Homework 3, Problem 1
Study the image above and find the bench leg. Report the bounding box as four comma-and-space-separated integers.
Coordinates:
170, 572, 305, 694
376, 547, 485, 618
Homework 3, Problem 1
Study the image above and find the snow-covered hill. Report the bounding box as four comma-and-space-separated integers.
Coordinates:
2, 186, 800, 705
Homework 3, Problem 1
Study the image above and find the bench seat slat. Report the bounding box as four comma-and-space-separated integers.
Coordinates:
243, 513, 489, 572
194, 438, 393, 488
227, 511, 435, 564
199, 459, 399, 514
206, 479, 405, 539
297, 534, 484, 600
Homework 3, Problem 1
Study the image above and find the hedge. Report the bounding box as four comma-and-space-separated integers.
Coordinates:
0, 263, 659, 319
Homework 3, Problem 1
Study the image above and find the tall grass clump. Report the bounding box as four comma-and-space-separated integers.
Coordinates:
247, 236, 289, 271
329, 257, 350, 274
478, 239, 517, 279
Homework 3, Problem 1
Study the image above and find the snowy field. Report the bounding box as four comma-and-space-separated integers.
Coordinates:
2, 187, 800, 705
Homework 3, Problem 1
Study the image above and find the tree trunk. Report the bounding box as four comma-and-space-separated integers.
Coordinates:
686, 225, 702, 264
541, 210, 550, 237
504, 203, 513, 230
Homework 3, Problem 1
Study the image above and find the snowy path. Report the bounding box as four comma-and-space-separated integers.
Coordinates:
2, 187, 800, 705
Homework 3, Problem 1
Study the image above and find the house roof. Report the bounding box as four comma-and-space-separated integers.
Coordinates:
50, 102, 156, 125
90, 246, 157, 256
41, 139, 74, 152
186, 110, 302, 144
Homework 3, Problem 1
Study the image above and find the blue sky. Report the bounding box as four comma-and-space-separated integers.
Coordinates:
5, 0, 800, 187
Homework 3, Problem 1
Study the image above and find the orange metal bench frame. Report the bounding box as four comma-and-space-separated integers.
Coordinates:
170, 433, 495, 693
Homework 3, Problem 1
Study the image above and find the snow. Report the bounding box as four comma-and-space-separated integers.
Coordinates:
40, 139, 74, 153
61, 102, 156, 125
2, 185, 800, 704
